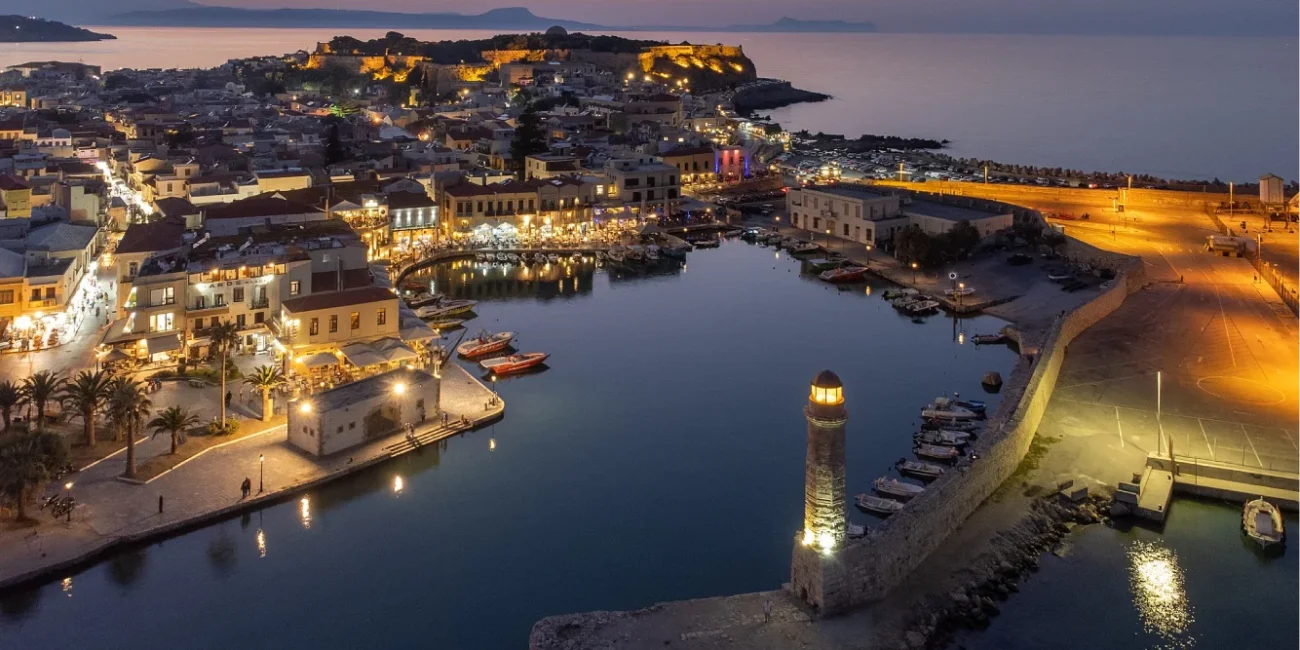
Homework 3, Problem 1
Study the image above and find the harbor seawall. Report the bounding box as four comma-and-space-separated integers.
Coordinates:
812, 260, 1143, 610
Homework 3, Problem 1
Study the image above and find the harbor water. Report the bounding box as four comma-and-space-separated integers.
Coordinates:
0, 241, 1015, 648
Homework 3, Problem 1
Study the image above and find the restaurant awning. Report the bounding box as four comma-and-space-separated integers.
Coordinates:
146, 334, 181, 356
99, 348, 131, 363
339, 343, 387, 368
399, 319, 437, 342
299, 351, 340, 368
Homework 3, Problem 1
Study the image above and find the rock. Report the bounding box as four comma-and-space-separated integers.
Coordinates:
998, 561, 1016, 576
950, 591, 970, 606
905, 630, 927, 648
1064, 521, 1078, 532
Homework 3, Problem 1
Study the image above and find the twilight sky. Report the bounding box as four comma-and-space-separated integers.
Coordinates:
17, 0, 1300, 34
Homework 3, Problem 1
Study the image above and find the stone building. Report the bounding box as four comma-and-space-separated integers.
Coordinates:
288, 367, 440, 456
790, 370, 850, 611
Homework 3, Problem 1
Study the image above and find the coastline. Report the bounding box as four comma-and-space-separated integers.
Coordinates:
0, 363, 501, 592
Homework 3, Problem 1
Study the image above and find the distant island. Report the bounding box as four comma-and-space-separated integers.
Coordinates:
104, 6, 874, 33
0, 15, 116, 42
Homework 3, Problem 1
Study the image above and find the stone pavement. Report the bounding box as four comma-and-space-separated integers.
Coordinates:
0, 361, 500, 589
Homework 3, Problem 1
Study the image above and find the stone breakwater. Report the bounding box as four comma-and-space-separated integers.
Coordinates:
896, 494, 1111, 650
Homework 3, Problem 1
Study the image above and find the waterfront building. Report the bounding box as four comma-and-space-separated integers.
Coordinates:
0, 174, 32, 218
788, 185, 1014, 246
658, 146, 716, 185
278, 286, 400, 355
791, 370, 850, 610
200, 195, 327, 236
603, 154, 681, 217
0, 88, 26, 108
524, 153, 580, 180
288, 367, 440, 456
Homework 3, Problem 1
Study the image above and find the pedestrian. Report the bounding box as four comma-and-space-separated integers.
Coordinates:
225, 391, 232, 407
240, 477, 251, 499
763, 599, 772, 623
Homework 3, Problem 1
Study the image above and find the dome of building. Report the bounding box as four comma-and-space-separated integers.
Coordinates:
812, 370, 842, 389
809, 370, 844, 406
545, 25, 568, 37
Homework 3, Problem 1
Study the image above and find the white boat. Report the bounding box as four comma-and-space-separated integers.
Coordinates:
1243, 498, 1285, 548
856, 493, 905, 515
915, 430, 970, 447
693, 237, 721, 248
456, 330, 515, 358
607, 249, 626, 264
547, 254, 560, 263
915, 443, 960, 461
882, 288, 919, 300
897, 460, 946, 479
507, 253, 520, 263
944, 286, 976, 297
847, 523, 868, 538
416, 299, 478, 319
921, 397, 979, 421
791, 242, 820, 254
874, 477, 925, 499
596, 251, 607, 261
972, 334, 1006, 345
474, 253, 486, 261
905, 299, 941, 315
495, 252, 508, 262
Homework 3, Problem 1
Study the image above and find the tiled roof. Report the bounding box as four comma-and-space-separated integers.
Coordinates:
115, 216, 186, 255
281, 286, 395, 313
26, 222, 97, 252
203, 196, 324, 220
386, 191, 436, 210
0, 174, 30, 191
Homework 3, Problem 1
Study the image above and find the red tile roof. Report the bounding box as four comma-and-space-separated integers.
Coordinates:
203, 196, 324, 220
281, 286, 395, 313
116, 216, 186, 255
0, 174, 30, 191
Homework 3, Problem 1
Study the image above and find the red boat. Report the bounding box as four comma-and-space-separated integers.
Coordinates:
819, 265, 869, 283
480, 352, 549, 375
456, 331, 514, 358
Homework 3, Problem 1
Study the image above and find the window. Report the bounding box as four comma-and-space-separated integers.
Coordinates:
214, 293, 225, 307
813, 217, 821, 229
843, 224, 850, 236
647, 190, 656, 201
149, 287, 174, 306
233, 287, 244, 303
377, 308, 386, 326
348, 422, 355, 430
668, 189, 678, 199
669, 175, 677, 185
255, 311, 264, 324
0, 290, 12, 304
328, 315, 337, 333
632, 191, 641, 202
44, 287, 54, 299
236, 314, 246, 328
127, 262, 138, 278
309, 318, 319, 336
149, 312, 173, 332
350, 312, 360, 330
30, 288, 41, 301
209, 317, 219, 328
290, 280, 301, 296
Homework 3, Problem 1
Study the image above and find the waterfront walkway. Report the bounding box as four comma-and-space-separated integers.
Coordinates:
0, 362, 501, 590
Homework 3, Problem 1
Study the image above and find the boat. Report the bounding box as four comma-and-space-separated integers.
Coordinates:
915, 430, 970, 447
660, 247, 688, 260
856, 494, 905, 515
791, 242, 820, 255
779, 237, 799, 250
693, 237, 721, 249
953, 397, 986, 414
904, 299, 941, 315
475, 253, 486, 261
1047, 272, 1073, 282
897, 459, 945, 479
819, 266, 870, 283
507, 253, 520, 263
1243, 498, 1285, 548
874, 477, 926, 499
882, 288, 919, 300
645, 246, 661, 261
570, 252, 582, 260
607, 249, 626, 264
626, 246, 646, 262
406, 292, 445, 308
921, 397, 980, 421
944, 286, 976, 298
760, 232, 783, 245
971, 334, 1006, 345
495, 252, 508, 262
480, 352, 549, 375
847, 523, 868, 539
596, 251, 607, 261
416, 299, 478, 319
915, 443, 961, 461
740, 228, 760, 241
547, 254, 560, 263
425, 318, 465, 330
920, 418, 981, 432
456, 331, 515, 358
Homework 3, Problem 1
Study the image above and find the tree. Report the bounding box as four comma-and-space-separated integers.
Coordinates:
509, 101, 548, 180
60, 371, 112, 447
895, 224, 933, 267
0, 431, 68, 521
107, 378, 152, 479
20, 371, 66, 433
324, 119, 347, 166
1042, 230, 1068, 255
243, 365, 285, 423
148, 406, 200, 456
947, 220, 981, 260
0, 380, 22, 432
1013, 219, 1044, 247
210, 321, 241, 428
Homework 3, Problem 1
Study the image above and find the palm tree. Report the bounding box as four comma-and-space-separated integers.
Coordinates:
20, 371, 65, 433
60, 371, 112, 447
0, 380, 22, 432
107, 378, 152, 478
210, 321, 241, 428
0, 431, 68, 521
243, 365, 285, 422
147, 406, 200, 456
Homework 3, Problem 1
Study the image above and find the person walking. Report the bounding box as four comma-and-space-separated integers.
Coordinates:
240, 477, 251, 499
763, 599, 772, 623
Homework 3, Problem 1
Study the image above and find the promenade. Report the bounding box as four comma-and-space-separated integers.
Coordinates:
0, 362, 501, 590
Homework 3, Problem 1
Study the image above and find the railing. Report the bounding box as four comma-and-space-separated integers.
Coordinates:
1249, 251, 1298, 315
249, 299, 270, 310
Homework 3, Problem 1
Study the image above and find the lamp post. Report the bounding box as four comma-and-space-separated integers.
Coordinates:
1156, 370, 1165, 456
64, 481, 73, 522
911, 261, 919, 284
258, 454, 264, 494
958, 281, 965, 309
491, 375, 498, 405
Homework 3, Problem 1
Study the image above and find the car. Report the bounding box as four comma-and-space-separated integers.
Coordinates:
1007, 253, 1033, 266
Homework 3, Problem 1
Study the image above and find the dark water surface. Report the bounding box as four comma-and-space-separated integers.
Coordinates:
0, 242, 1015, 648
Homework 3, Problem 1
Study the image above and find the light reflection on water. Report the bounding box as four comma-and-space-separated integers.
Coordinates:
1128, 540, 1194, 648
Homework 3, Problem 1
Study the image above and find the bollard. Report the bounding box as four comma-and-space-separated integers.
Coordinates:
159, 495, 164, 513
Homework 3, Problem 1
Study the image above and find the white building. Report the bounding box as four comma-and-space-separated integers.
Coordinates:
288, 368, 440, 456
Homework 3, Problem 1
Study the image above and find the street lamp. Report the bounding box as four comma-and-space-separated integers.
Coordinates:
911, 261, 919, 284
258, 454, 265, 493
64, 482, 73, 522
393, 381, 406, 396
490, 375, 498, 404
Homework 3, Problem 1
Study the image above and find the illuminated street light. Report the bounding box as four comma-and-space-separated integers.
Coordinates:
258, 454, 265, 493
393, 382, 406, 396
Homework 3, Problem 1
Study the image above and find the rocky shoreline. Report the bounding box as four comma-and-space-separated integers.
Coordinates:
895, 491, 1111, 650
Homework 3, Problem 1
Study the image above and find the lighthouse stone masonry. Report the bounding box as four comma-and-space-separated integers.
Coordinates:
789, 369, 852, 612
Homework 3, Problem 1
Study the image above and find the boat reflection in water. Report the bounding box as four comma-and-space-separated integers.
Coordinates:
409, 256, 684, 300
1128, 540, 1195, 648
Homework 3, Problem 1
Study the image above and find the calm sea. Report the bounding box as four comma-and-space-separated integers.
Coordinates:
1, 27, 1295, 181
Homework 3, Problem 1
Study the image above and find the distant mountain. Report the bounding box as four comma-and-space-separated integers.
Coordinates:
0, 15, 115, 42
9, 0, 199, 24
103, 6, 875, 34
723, 17, 876, 33
104, 6, 605, 31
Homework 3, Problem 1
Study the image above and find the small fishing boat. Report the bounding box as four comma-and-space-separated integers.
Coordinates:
791, 242, 820, 255
495, 252, 508, 262
475, 253, 486, 261
645, 247, 661, 261
1243, 498, 1285, 548
547, 254, 560, 263
915, 443, 960, 461
480, 352, 549, 375
920, 418, 981, 432
882, 288, 919, 301
570, 252, 582, 260
820, 266, 870, 283
425, 318, 465, 330
1047, 272, 1073, 282
904, 299, 941, 315
694, 237, 721, 249
456, 331, 515, 358
417, 299, 478, 319
944, 286, 975, 298
607, 249, 626, 264
953, 397, 986, 414
779, 237, 799, 250
856, 494, 905, 515
874, 477, 925, 499
921, 397, 980, 421
507, 253, 520, 263
596, 251, 607, 261
915, 430, 970, 447
897, 459, 945, 479
971, 334, 1006, 345
626, 246, 646, 263
406, 291, 445, 308
847, 523, 868, 539
761, 232, 783, 245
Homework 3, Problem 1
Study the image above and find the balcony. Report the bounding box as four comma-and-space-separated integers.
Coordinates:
249, 298, 270, 310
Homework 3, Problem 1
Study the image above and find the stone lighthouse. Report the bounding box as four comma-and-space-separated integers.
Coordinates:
790, 370, 850, 613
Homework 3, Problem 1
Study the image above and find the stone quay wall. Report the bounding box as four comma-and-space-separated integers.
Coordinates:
807, 257, 1145, 612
